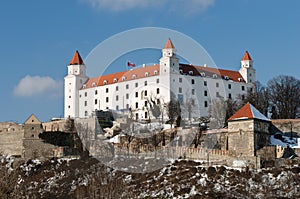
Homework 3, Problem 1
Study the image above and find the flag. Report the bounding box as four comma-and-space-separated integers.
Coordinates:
127, 61, 136, 67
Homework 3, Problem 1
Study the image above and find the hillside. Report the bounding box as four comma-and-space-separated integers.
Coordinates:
1, 156, 300, 198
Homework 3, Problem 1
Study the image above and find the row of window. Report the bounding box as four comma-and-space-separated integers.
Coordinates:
81, 79, 247, 98
177, 78, 247, 91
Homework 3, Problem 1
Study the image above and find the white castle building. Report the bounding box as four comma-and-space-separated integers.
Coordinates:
64, 39, 255, 121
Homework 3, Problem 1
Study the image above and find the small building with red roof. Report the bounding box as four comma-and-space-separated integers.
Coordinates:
227, 103, 271, 157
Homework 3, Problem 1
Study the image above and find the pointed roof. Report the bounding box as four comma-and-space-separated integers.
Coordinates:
164, 38, 175, 49
24, 114, 41, 125
69, 50, 84, 65
228, 103, 269, 121
241, 51, 252, 61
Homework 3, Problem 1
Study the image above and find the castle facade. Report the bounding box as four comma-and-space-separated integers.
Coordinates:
64, 39, 255, 120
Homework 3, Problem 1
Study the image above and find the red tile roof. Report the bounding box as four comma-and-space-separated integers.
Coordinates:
164, 38, 175, 49
241, 51, 252, 61
69, 50, 84, 65
82, 64, 159, 89
179, 64, 245, 83
228, 102, 269, 121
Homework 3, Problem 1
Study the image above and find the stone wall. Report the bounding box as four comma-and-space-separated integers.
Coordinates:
42, 118, 71, 132
271, 119, 300, 136
0, 122, 24, 156
228, 120, 255, 157
228, 119, 270, 157
23, 121, 56, 160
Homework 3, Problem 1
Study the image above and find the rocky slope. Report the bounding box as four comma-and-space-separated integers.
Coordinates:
1, 156, 300, 198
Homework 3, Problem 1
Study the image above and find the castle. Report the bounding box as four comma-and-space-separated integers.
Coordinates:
64, 39, 256, 120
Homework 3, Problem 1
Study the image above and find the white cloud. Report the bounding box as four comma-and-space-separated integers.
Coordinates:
82, 0, 214, 12
14, 75, 63, 98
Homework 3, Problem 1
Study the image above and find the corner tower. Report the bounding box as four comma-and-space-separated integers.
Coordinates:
239, 51, 256, 84
64, 51, 88, 118
159, 38, 179, 75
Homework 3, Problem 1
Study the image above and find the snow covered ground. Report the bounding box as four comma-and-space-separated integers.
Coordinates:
270, 133, 299, 148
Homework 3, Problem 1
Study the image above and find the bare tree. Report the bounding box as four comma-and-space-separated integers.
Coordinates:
239, 81, 269, 116
267, 75, 300, 119
166, 100, 181, 128
225, 98, 240, 122
147, 96, 162, 122
209, 98, 226, 129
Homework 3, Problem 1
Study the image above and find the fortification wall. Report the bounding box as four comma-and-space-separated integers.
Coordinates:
42, 119, 70, 132
0, 122, 24, 156
271, 119, 300, 136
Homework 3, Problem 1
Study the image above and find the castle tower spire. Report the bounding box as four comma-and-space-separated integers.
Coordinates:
239, 51, 255, 83
69, 50, 84, 65
164, 38, 175, 49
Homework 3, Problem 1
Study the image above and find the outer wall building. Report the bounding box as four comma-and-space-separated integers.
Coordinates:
64, 39, 255, 120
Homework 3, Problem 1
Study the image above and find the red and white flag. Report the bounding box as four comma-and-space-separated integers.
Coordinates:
127, 61, 136, 67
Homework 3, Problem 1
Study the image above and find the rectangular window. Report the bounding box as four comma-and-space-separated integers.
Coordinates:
95, 90, 98, 95
179, 78, 182, 83
135, 92, 138, 98
156, 79, 159, 84
106, 97, 109, 103
216, 82, 219, 88
204, 101, 208, 107
144, 81, 147, 86
116, 86, 119, 91
95, 99, 97, 105
145, 112, 148, 118
145, 101, 148, 107
157, 88, 160, 94
126, 84, 129, 89
157, 99, 160, 104
228, 84, 231, 89
192, 89, 195, 95
242, 86, 245, 91
85, 92, 87, 97
191, 79, 195, 84
84, 101, 87, 106
116, 95, 119, 101
106, 88, 109, 93
135, 102, 138, 109
135, 82, 138, 87
116, 105, 119, 110
145, 90, 148, 96
126, 93, 129, 99
228, 93, 232, 99
204, 90, 208, 96
126, 104, 129, 109
216, 92, 220, 97
179, 87, 182, 93
204, 81, 207, 86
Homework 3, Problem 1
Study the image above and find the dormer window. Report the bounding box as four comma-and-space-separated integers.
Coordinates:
113, 78, 118, 83
83, 84, 86, 89
132, 74, 137, 79
238, 78, 243, 82
179, 69, 183, 74
154, 70, 158, 75
145, 72, 149, 77
122, 76, 126, 81
103, 80, 108, 85
224, 76, 229, 80
189, 71, 193, 75
200, 72, 206, 77
213, 74, 218, 78
92, 82, 96, 87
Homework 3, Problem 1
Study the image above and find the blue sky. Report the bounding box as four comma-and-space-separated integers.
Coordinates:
1, 0, 300, 123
